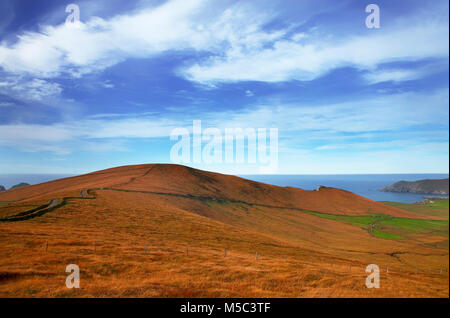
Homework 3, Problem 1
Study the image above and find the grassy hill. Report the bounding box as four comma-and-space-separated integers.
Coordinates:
0, 164, 448, 297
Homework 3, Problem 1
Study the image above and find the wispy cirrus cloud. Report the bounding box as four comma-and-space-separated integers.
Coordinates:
6, 78, 62, 101
1, 0, 446, 85
364, 69, 425, 84
0, 101, 14, 107
0, 88, 447, 154
363, 60, 449, 84
182, 22, 448, 84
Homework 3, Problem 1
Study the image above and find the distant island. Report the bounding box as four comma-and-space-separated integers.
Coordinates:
381, 178, 449, 195
10, 182, 30, 190
0, 182, 30, 191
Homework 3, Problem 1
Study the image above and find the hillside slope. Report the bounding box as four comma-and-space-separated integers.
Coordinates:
0, 164, 448, 297
0, 164, 431, 219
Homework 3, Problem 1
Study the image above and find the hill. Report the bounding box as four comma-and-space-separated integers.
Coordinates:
0, 164, 430, 219
381, 178, 449, 195
0, 185, 5, 192
0, 164, 448, 297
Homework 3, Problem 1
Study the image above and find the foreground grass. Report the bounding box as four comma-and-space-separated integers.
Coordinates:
0, 189, 448, 297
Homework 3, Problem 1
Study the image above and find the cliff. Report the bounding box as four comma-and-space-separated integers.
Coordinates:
381, 178, 449, 195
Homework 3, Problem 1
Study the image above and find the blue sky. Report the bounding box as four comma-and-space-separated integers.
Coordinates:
0, 0, 448, 174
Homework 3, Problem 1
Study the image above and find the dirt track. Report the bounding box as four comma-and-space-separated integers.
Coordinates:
0, 189, 95, 222
0, 198, 61, 222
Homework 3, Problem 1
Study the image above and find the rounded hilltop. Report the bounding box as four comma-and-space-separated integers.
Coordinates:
0, 163, 433, 219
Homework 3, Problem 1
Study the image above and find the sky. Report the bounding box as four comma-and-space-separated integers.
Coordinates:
0, 0, 448, 175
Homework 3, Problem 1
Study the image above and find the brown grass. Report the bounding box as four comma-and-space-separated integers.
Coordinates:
0, 164, 448, 297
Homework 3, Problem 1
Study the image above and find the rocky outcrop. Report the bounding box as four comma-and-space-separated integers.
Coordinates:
381, 178, 449, 195
0, 185, 5, 191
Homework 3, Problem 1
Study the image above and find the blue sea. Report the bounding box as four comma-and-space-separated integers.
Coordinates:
0, 174, 74, 190
1, 173, 448, 204
241, 174, 449, 203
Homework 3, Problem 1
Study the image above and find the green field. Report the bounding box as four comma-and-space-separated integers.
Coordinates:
381, 199, 449, 219
372, 230, 403, 240
308, 211, 379, 229
307, 201, 449, 241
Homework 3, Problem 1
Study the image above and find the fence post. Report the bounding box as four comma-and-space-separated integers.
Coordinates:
255, 251, 258, 261
386, 266, 389, 273
94, 242, 96, 253
45, 241, 48, 252
224, 248, 227, 257
186, 245, 188, 256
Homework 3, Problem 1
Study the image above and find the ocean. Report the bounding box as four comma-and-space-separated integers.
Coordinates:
0, 174, 74, 190
241, 174, 449, 203
1, 173, 448, 204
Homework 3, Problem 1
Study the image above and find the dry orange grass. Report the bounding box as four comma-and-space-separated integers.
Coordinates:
0, 164, 448, 297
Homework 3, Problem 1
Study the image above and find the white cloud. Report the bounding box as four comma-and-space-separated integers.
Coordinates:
0, 0, 447, 85
208, 89, 449, 134
182, 22, 449, 83
13, 79, 62, 100
102, 81, 114, 88
0, 115, 181, 154
0, 0, 279, 79
0, 124, 73, 142
364, 61, 448, 84
0, 77, 62, 101
364, 69, 422, 84
0, 89, 447, 154
0, 0, 209, 77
